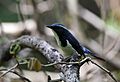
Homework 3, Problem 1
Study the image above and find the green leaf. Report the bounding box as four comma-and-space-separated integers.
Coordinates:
27, 58, 42, 72
9, 42, 21, 56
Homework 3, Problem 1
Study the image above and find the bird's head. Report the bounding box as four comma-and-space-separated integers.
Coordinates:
46, 23, 67, 33
46, 23, 69, 47
46, 23, 65, 28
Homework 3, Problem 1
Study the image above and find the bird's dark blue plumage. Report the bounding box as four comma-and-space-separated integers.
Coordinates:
46, 23, 86, 57
46, 23, 104, 60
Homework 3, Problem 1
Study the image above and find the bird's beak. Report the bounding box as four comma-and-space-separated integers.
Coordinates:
46, 25, 51, 28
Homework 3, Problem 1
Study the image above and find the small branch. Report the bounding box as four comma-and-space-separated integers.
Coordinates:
2, 35, 117, 82
12, 35, 80, 82
90, 60, 118, 82
42, 57, 90, 67
42, 61, 79, 67
0, 63, 18, 78
0, 69, 31, 82
12, 71, 31, 82
16, 0, 25, 22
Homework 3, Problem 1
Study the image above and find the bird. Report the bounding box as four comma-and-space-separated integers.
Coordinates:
46, 23, 104, 61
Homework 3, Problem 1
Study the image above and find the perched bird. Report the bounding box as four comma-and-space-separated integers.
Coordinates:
46, 23, 104, 60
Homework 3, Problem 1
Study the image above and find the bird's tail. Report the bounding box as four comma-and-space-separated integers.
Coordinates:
92, 53, 105, 61
82, 46, 105, 61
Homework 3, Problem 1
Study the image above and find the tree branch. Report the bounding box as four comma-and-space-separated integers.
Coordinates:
12, 35, 80, 82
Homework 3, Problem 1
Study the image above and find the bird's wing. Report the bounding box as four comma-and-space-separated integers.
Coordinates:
66, 35, 85, 57
59, 36, 67, 47
52, 30, 67, 47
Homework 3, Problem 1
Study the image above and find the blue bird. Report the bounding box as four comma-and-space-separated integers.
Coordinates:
46, 23, 104, 60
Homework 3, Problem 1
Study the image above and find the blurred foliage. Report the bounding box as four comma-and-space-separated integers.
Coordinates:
0, 0, 19, 22
106, 15, 120, 32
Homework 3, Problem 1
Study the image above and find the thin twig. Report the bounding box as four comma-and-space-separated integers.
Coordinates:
16, 0, 25, 22
90, 60, 118, 82
42, 62, 80, 67
15, 57, 24, 74
16, 0, 26, 30
42, 57, 90, 67
11, 71, 31, 82
0, 63, 18, 78
0, 69, 31, 82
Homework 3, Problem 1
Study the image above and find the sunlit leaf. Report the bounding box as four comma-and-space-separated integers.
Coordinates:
27, 58, 42, 72
9, 42, 21, 56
